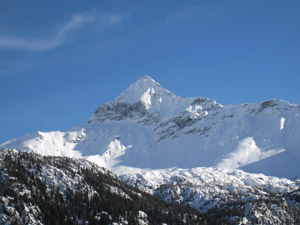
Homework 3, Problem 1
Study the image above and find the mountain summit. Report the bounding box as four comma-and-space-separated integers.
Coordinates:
115, 76, 170, 104
1, 76, 300, 178
88, 76, 220, 123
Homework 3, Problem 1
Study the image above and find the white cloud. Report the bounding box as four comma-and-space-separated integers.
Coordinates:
217, 137, 285, 169
0, 36, 62, 51
167, 7, 203, 20
0, 11, 124, 51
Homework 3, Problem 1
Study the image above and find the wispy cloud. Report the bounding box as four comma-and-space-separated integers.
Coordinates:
167, 7, 204, 20
0, 11, 124, 51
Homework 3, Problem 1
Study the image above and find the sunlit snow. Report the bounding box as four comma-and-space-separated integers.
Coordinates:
216, 137, 285, 169
140, 87, 154, 110
280, 117, 285, 130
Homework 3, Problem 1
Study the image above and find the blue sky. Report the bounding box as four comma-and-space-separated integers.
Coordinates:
1, 0, 300, 143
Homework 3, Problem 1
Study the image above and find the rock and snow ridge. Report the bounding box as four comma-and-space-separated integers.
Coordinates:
1, 76, 300, 180
120, 166, 300, 224
88, 76, 221, 123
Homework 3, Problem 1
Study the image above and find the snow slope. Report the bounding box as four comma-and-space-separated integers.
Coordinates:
1, 76, 300, 178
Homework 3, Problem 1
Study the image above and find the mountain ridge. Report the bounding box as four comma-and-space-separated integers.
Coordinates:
1, 76, 300, 178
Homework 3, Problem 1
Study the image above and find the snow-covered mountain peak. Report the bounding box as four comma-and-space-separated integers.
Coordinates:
114, 76, 173, 106
87, 76, 216, 123
3, 76, 300, 179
